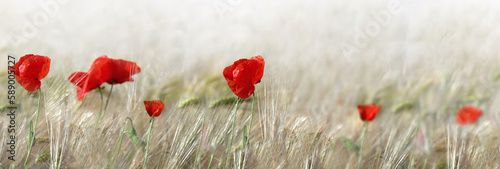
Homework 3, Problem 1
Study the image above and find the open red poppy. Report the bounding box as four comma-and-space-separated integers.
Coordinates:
144, 100, 165, 117
98, 55, 141, 84
357, 103, 381, 122
68, 72, 100, 101
456, 106, 482, 125
223, 55, 265, 99
9, 54, 51, 92
68, 55, 141, 100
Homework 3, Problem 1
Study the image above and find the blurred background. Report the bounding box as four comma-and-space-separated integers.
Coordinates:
2, 0, 499, 118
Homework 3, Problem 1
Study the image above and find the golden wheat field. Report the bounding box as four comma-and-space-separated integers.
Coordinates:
1, 0, 500, 168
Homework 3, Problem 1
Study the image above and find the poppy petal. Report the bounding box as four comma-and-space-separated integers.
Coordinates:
68, 72, 88, 86
357, 103, 381, 121
223, 56, 265, 99
227, 80, 255, 99
11, 54, 51, 92
456, 106, 482, 125
106, 58, 141, 84
223, 64, 236, 81
68, 71, 103, 101
14, 54, 51, 80
15, 75, 41, 92
87, 56, 113, 83
144, 100, 165, 117
76, 87, 87, 101
233, 57, 265, 84
248, 55, 265, 84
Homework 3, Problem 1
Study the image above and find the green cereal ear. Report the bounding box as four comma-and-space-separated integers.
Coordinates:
178, 96, 202, 108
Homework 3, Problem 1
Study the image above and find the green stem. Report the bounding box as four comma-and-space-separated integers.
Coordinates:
24, 89, 42, 168
194, 111, 207, 169
225, 99, 240, 168
156, 151, 167, 169
247, 94, 256, 145
207, 151, 215, 169
104, 84, 114, 111
96, 87, 104, 124
143, 117, 155, 169
112, 117, 133, 168
422, 156, 428, 169
357, 122, 368, 169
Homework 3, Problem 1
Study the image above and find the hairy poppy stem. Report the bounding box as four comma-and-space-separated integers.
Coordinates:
112, 117, 133, 168
225, 99, 240, 168
357, 122, 368, 169
104, 84, 114, 111
143, 117, 155, 169
96, 87, 104, 124
24, 89, 42, 168
247, 94, 256, 146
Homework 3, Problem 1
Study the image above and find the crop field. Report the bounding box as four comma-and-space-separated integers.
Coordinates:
0, 0, 499, 168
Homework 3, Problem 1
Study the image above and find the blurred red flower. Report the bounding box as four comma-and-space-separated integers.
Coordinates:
357, 103, 381, 122
144, 100, 165, 117
223, 55, 265, 99
9, 54, 51, 92
68, 55, 141, 100
456, 106, 482, 125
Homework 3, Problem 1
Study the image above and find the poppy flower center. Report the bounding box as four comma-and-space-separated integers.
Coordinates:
35, 78, 39, 80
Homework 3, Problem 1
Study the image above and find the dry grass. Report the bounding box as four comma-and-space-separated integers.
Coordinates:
1, 0, 500, 168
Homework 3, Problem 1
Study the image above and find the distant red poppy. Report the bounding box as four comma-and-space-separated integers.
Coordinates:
357, 103, 381, 121
223, 55, 265, 99
144, 100, 165, 117
68, 55, 141, 100
9, 54, 51, 92
456, 106, 482, 125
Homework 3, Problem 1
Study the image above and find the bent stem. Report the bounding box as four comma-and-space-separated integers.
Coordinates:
24, 89, 42, 168
112, 117, 133, 167
96, 87, 104, 124
225, 99, 240, 168
143, 117, 155, 169
357, 122, 368, 169
104, 84, 114, 111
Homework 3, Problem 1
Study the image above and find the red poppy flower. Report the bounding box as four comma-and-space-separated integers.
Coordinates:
68, 72, 99, 101
456, 106, 482, 125
357, 103, 381, 121
68, 57, 110, 100
68, 55, 141, 100
144, 100, 165, 117
9, 54, 51, 92
223, 55, 265, 99
97, 55, 141, 84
